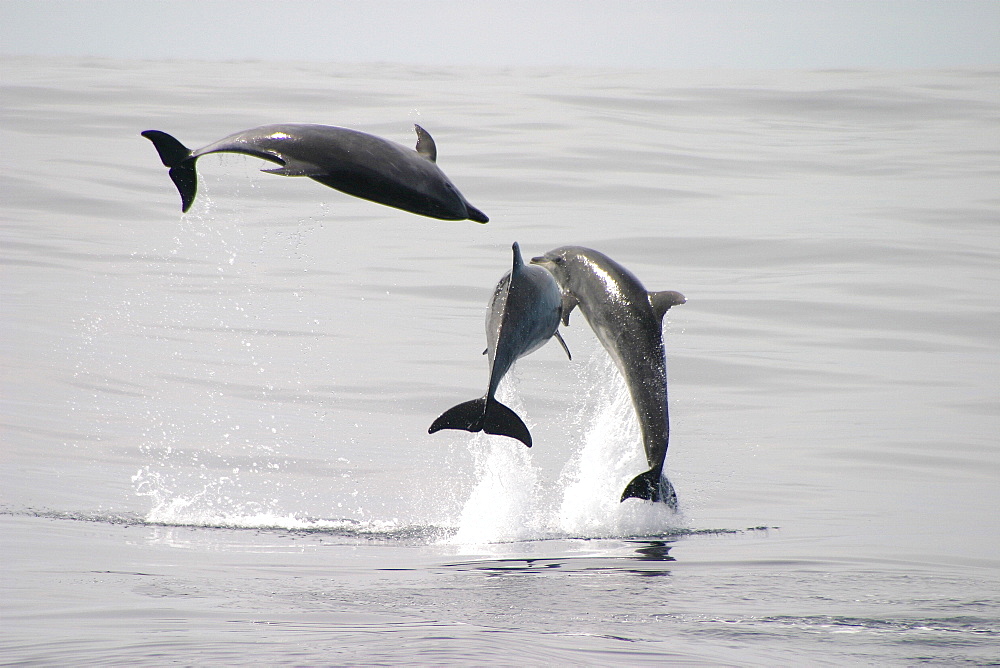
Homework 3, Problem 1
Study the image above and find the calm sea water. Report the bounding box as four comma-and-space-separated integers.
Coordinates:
2, 58, 998, 665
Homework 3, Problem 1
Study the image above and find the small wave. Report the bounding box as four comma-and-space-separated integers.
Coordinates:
5, 506, 453, 542
4, 506, 754, 547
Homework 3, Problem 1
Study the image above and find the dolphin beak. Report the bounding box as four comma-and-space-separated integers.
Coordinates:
465, 205, 489, 224
530, 256, 545, 264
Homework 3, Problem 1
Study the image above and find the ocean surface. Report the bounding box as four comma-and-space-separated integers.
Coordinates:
2, 58, 998, 665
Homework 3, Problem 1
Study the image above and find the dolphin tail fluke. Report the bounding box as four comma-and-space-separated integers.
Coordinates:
482, 398, 532, 447
429, 397, 487, 434
428, 396, 532, 447
620, 468, 678, 508
141, 130, 198, 212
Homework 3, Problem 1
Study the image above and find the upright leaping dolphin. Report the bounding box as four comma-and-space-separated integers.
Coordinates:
141, 124, 488, 222
531, 246, 685, 506
429, 242, 571, 448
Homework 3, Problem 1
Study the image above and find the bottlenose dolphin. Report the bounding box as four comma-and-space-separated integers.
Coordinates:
531, 246, 685, 505
429, 242, 571, 447
141, 124, 488, 222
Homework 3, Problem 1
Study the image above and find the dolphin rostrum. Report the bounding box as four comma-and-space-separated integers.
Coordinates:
141, 124, 488, 222
531, 246, 684, 505
429, 242, 571, 447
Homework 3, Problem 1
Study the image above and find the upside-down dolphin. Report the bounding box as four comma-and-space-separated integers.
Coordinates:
531, 246, 684, 505
429, 242, 571, 447
141, 124, 488, 222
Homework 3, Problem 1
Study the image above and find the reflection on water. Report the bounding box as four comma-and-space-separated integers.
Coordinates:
441, 540, 677, 577
442, 556, 674, 578
630, 540, 675, 562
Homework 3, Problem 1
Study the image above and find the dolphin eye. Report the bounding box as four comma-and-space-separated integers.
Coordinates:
552, 256, 565, 265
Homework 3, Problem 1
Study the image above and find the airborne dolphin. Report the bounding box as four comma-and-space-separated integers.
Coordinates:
531, 246, 684, 506
141, 124, 488, 222
429, 242, 571, 447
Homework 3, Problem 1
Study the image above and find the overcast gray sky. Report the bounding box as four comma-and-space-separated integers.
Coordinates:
1, 0, 997, 68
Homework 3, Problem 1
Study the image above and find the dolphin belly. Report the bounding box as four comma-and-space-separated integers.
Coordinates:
308, 171, 470, 221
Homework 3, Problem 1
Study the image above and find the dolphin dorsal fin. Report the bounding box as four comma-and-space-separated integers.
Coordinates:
414, 124, 437, 162
510, 242, 523, 270
649, 290, 686, 321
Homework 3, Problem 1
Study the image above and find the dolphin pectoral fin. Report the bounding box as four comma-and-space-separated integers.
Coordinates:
649, 290, 686, 321
142, 130, 198, 212
620, 468, 678, 509
560, 293, 579, 326
414, 124, 437, 162
483, 399, 532, 448
261, 159, 325, 177
429, 397, 487, 434
554, 330, 572, 360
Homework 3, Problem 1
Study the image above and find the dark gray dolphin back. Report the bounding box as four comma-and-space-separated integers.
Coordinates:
429, 242, 570, 448
485, 242, 567, 397
531, 246, 684, 507
142, 124, 488, 222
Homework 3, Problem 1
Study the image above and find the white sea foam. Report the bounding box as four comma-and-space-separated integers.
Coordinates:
450, 350, 682, 545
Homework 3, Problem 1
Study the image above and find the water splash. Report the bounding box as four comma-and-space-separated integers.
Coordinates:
453, 384, 542, 544
122, 189, 682, 543
130, 465, 428, 538
450, 347, 683, 545
556, 349, 682, 537
453, 435, 539, 543
133, 464, 278, 527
